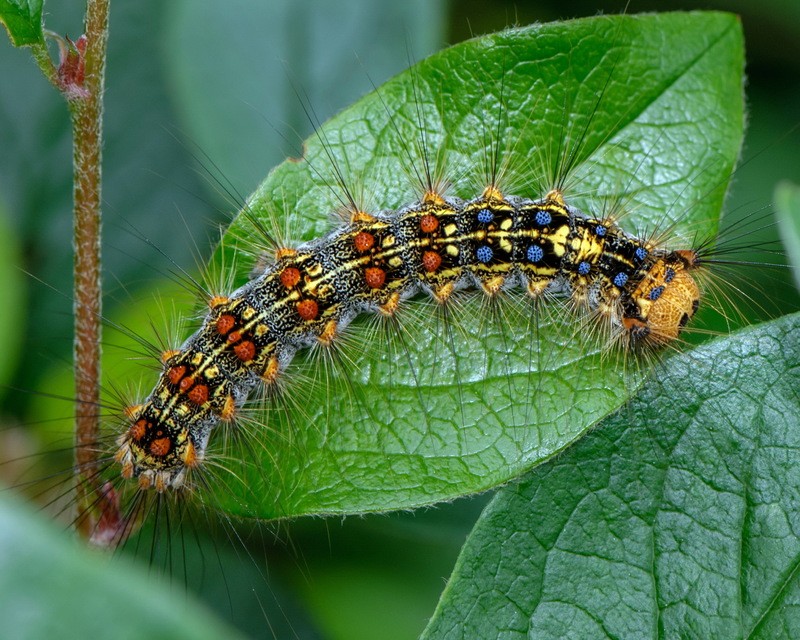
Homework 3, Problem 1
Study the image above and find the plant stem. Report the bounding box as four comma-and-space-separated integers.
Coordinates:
28, 42, 59, 89
70, 0, 110, 539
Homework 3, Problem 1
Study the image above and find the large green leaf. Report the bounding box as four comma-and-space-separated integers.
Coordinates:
0, 492, 244, 640
202, 12, 745, 519
422, 312, 800, 639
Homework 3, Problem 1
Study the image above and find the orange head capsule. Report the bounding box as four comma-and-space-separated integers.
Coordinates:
621, 250, 701, 349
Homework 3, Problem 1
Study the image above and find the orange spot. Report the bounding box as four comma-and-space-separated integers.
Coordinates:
622, 316, 649, 340
183, 441, 199, 468
419, 214, 439, 233
121, 460, 133, 480
209, 295, 229, 309
216, 314, 235, 335
275, 247, 297, 260
188, 384, 208, 405
130, 419, 148, 442
350, 210, 376, 224
123, 404, 142, 420
138, 474, 152, 490
262, 355, 280, 384
482, 185, 505, 202
149, 437, 171, 457
221, 395, 236, 421
422, 250, 442, 272
422, 191, 445, 206
160, 349, 180, 364
319, 320, 338, 346
545, 189, 565, 205
527, 279, 549, 298
365, 266, 386, 289
379, 292, 401, 316
179, 377, 194, 392
234, 340, 256, 361
280, 266, 301, 289
227, 330, 242, 343
481, 275, 505, 296
167, 365, 186, 386
155, 474, 168, 493
354, 231, 375, 253
296, 298, 319, 320
674, 249, 700, 267
433, 282, 454, 303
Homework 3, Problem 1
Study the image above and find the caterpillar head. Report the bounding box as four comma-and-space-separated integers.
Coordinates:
115, 403, 199, 492
622, 249, 701, 349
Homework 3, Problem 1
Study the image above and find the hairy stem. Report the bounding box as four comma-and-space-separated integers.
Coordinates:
70, 0, 110, 540
28, 41, 59, 88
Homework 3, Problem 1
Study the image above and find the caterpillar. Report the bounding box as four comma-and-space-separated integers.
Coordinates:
99, 11, 748, 529
123, 187, 699, 483
110, 192, 693, 540
3, 8, 799, 639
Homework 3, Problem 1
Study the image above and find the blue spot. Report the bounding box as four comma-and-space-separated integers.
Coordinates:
577, 261, 591, 276
595, 225, 607, 237
535, 210, 552, 226
664, 267, 676, 283
477, 209, 494, 224
476, 245, 494, 264
527, 245, 544, 263
613, 272, 629, 288
649, 285, 665, 301
635, 247, 648, 262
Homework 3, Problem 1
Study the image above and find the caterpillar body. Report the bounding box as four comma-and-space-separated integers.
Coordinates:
121, 187, 701, 494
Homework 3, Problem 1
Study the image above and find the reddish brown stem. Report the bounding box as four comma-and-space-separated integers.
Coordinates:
69, 0, 110, 539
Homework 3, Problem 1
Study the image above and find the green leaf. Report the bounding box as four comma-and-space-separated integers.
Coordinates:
0, 0, 43, 47
776, 181, 800, 292
209, 12, 745, 519
0, 492, 244, 640
422, 313, 800, 639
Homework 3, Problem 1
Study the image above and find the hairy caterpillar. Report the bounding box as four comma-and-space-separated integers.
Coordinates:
0, 11, 756, 540
102, 11, 746, 527
3, 8, 799, 639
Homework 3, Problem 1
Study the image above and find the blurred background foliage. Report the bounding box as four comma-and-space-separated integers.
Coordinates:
0, 1, 798, 638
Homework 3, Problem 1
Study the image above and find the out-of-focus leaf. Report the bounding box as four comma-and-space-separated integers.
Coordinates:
0, 492, 245, 640
163, 0, 446, 198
